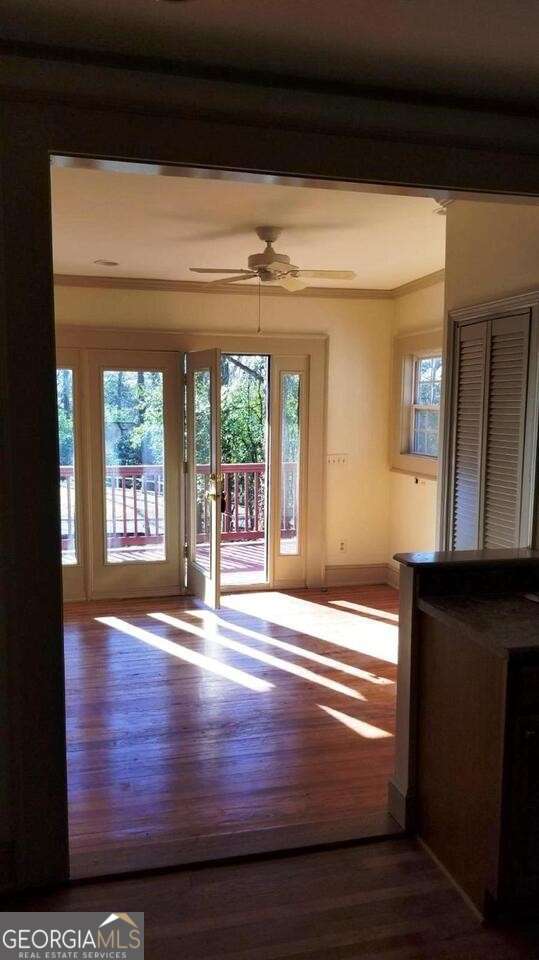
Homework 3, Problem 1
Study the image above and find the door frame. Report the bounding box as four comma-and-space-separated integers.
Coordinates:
4, 88, 539, 891
56, 348, 87, 602
86, 349, 182, 600
185, 347, 222, 607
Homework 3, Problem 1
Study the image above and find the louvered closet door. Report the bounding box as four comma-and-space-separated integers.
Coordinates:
450, 321, 487, 549
482, 313, 530, 549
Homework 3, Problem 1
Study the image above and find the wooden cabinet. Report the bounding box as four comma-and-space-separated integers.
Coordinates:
393, 550, 539, 918
505, 681, 539, 903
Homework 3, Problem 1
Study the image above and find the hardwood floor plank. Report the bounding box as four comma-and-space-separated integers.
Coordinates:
5, 840, 538, 959
64, 585, 399, 878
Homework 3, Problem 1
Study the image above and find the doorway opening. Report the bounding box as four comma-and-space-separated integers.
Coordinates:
50, 155, 445, 879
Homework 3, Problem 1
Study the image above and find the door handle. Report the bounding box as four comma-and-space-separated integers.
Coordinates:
206, 472, 224, 501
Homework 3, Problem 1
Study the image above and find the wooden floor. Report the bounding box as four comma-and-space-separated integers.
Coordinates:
7, 838, 539, 959
64, 585, 399, 878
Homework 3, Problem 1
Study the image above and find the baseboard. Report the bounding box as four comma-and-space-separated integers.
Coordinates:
387, 777, 415, 830
86, 583, 185, 601
418, 837, 484, 922
325, 563, 392, 587
386, 564, 400, 589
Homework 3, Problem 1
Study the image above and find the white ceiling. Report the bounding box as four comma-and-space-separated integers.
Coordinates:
50, 167, 446, 289
4, 0, 539, 105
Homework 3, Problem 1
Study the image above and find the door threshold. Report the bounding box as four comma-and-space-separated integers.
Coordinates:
69, 810, 404, 881
221, 581, 272, 594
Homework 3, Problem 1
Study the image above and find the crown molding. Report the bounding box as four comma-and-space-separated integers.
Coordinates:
391, 269, 445, 298
54, 269, 445, 300
53, 274, 392, 300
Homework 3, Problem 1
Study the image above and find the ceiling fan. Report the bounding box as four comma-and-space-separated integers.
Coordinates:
189, 226, 356, 292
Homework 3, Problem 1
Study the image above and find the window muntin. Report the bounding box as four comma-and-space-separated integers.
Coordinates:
411, 355, 442, 457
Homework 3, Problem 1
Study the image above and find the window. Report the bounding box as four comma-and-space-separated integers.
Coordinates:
411, 355, 442, 457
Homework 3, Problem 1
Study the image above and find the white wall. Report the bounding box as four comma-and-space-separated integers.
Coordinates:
387, 280, 444, 572
55, 285, 394, 570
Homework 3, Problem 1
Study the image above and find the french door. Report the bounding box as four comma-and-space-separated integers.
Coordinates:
57, 342, 311, 603
185, 349, 222, 607
87, 350, 182, 598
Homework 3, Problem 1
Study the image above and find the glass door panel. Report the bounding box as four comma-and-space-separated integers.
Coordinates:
220, 353, 269, 586
57, 367, 77, 566
56, 349, 86, 601
102, 369, 166, 564
280, 371, 301, 556
88, 350, 181, 598
194, 368, 212, 573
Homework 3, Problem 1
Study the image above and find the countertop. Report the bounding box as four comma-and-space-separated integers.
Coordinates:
395, 549, 539, 569
418, 593, 539, 658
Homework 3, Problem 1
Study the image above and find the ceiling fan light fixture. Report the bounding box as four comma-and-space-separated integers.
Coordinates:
189, 227, 356, 292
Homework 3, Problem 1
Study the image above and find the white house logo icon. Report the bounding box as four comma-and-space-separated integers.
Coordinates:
99, 914, 139, 930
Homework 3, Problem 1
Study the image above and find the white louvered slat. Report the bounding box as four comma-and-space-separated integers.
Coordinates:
451, 325, 486, 549
483, 315, 529, 549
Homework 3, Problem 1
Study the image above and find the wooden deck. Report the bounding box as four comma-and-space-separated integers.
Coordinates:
64, 584, 399, 878
62, 539, 267, 583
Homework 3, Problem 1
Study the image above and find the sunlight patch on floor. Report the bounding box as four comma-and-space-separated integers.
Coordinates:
148, 611, 366, 700
328, 599, 399, 624
95, 616, 272, 692
188, 608, 393, 685
319, 704, 393, 739
221, 592, 399, 665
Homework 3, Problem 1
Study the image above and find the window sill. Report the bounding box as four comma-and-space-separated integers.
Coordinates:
390, 451, 438, 479
390, 466, 437, 481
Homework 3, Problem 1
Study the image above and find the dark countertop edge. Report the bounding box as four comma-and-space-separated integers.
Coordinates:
417, 597, 511, 659
394, 549, 539, 569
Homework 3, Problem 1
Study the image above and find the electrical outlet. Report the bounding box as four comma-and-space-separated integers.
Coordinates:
339, 539, 347, 553
328, 453, 348, 466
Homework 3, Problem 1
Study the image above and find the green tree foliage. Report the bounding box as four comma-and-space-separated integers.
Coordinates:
220, 355, 267, 464
56, 358, 272, 471
103, 370, 164, 465
56, 368, 74, 466
281, 373, 300, 463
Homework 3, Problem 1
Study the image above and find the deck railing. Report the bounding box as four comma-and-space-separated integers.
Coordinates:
59, 462, 297, 547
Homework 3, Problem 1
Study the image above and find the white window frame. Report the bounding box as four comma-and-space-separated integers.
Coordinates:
410, 353, 442, 458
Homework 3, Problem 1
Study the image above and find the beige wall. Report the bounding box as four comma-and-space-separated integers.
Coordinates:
445, 200, 539, 311
441, 199, 539, 552
393, 280, 445, 336
388, 280, 444, 573
55, 285, 394, 570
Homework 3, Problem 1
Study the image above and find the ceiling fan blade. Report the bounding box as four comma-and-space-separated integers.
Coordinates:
209, 273, 258, 284
278, 276, 308, 292
295, 270, 356, 280
190, 268, 253, 275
